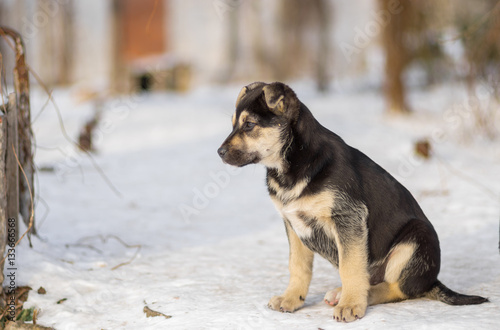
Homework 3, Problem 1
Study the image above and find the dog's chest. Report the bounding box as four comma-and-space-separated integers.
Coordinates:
270, 188, 340, 265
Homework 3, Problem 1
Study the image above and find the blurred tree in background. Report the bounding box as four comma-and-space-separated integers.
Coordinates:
379, 0, 411, 114
459, 0, 500, 139
223, 0, 331, 92
35, 0, 75, 87
379, 0, 447, 114
379, 0, 499, 139
275, 0, 331, 92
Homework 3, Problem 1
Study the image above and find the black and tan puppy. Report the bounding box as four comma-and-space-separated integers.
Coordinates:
217, 82, 488, 322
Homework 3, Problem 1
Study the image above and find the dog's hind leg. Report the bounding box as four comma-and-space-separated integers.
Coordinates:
327, 241, 415, 307
395, 219, 441, 299
370, 220, 487, 305
326, 282, 407, 307
368, 282, 407, 305
368, 219, 440, 304
268, 220, 314, 313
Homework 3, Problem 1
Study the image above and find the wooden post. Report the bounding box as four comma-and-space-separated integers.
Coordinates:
5, 94, 19, 241
0, 101, 7, 305
0, 26, 35, 237
379, 0, 410, 114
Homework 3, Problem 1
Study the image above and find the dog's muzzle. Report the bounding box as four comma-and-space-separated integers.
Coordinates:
217, 146, 228, 159
217, 144, 259, 167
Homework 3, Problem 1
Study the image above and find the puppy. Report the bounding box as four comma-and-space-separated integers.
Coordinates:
218, 82, 488, 322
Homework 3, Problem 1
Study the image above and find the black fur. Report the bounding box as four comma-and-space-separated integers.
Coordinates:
427, 281, 488, 305
294, 216, 340, 267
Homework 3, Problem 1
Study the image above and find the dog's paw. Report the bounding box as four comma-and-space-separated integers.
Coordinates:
333, 302, 366, 322
268, 295, 304, 313
324, 287, 342, 306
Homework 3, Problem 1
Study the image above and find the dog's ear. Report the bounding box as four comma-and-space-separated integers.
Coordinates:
235, 82, 265, 108
263, 83, 286, 115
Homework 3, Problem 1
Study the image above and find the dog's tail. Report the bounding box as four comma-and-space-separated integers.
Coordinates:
425, 281, 488, 305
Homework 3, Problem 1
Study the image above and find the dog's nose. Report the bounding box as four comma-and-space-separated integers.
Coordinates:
218, 146, 228, 158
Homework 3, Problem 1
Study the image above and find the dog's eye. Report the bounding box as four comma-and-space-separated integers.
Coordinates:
243, 122, 256, 131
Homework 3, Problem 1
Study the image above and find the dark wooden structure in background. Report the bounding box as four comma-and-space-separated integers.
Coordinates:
0, 27, 35, 239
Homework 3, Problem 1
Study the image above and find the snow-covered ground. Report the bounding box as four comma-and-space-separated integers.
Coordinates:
15, 81, 500, 329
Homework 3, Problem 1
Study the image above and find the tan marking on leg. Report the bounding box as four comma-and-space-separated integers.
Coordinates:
368, 282, 407, 305
268, 221, 314, 313
384, 243, 416, 283
334, 242, 370, 322
328, 196, 370, 323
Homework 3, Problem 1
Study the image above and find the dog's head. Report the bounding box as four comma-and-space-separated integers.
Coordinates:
217, 82, 300, 169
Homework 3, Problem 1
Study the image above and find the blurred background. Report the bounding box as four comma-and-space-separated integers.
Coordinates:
0, 0, 499, 128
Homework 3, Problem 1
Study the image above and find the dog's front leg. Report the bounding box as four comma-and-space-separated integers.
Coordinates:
268, 220, 314, 313
332, 217, 370, 322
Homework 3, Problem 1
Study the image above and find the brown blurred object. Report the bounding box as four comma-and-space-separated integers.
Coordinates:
379, 0, 411, 114
379, 0, 443, 114
276, 0, 331, 91
414, 139, 432, 159
110, 0, 190, 93
120, 0, 166, 62
78, 114, 100, 153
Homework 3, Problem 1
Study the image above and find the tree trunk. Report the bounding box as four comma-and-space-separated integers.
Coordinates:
275, 0, 305, 80
380, 0, 410, 114
274, 0, 331, 90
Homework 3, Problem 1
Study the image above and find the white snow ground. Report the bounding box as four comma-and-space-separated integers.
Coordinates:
14, 82, 500, 329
